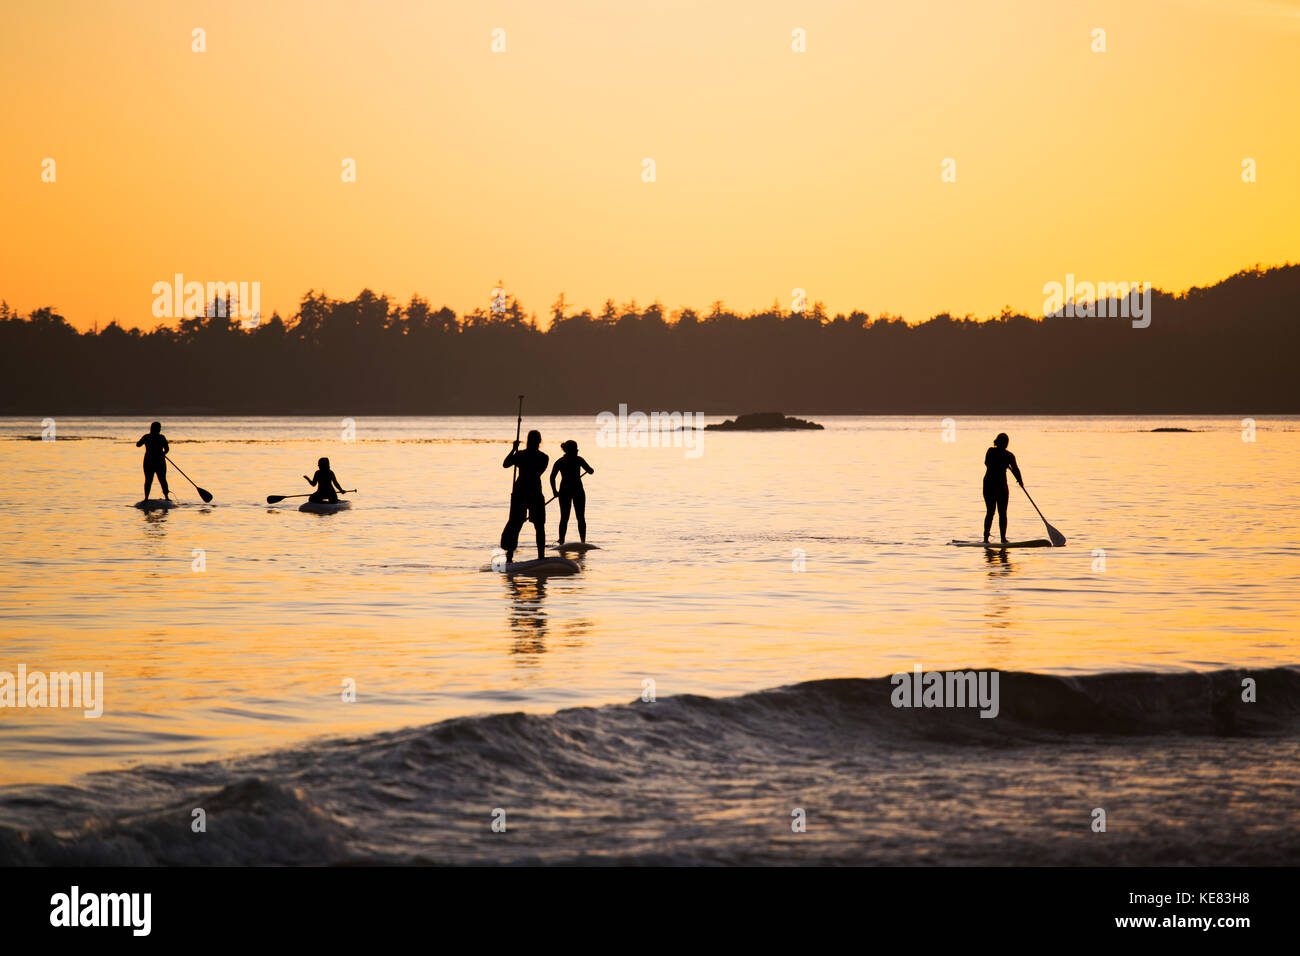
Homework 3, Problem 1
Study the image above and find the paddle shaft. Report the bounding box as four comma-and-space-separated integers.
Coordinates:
1018, 484, 1066, 545
545, 470, 593, 505
165, 455, 212, 502
1019, 484, 1047, 522
511, 394, 523, 486
267, 489, 356, 504
164, 455, 198, 489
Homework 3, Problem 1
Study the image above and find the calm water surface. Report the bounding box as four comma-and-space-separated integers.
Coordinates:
1, 415, 1297, 785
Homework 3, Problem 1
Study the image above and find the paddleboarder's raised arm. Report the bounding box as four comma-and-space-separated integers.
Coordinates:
1008, 453, 1023, 486
503, 440, 519, 469
580, 457, 594, 476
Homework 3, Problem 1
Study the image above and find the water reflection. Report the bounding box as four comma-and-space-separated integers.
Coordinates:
983, 547, 1014, 630
505, 576, 548, 657
140, 508, 170, 554
983, 547, 1014, 575
502, 574, 590, 661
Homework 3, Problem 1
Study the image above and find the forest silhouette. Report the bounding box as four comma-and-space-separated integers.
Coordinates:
2, 264, 1296, 414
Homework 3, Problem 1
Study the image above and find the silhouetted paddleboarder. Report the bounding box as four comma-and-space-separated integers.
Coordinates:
304, 457, 346, 503
550, 440, 594, 544
501, 430, 548, 562
983, 433, 1023, 544
136, 421, 171, 500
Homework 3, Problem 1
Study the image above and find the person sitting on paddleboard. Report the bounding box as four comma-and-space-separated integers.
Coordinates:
136, 421, 171, 500
983, 433, 1023, 544
305, 457, 345, 504
550, 440, 594, 545
500, 430, 548, 563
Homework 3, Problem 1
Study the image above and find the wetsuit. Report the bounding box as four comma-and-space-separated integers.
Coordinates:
550, 455, 593, 543
983, 446, 1022, 540
308, 469, 341, 503
500, 447, 549, 560
136, 432, 170, 498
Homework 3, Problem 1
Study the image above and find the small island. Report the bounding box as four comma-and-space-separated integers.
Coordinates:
704, 412, 824, 431
1150, 427, 1197, 432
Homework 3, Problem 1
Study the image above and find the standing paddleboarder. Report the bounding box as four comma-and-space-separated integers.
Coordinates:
501, 429, 549, 563
136, 421, 171, 500
550, 440, 594, 545
983, 432, 1023, 545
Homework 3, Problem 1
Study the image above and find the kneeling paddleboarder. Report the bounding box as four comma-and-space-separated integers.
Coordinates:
305, 457, 346, 503
983, 433, 1023, 544
501, 430, 548, 563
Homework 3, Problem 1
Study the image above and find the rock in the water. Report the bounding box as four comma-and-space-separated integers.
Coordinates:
704, 412, 824, 431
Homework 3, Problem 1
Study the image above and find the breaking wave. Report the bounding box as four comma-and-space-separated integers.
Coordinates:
2, 668, 1298, 866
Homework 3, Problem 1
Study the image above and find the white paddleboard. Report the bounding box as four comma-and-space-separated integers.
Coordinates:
551, 542, 599, 553
950, 539, 1053, 549
489, 556, 581, 576
299, 500, 352, 513
134, 499, 177, 510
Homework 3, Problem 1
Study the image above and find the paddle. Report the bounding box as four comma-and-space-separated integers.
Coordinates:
266, 490, 356, 504
545, 471, 593, 506
165, 456, 213, 503
1019, 484, 1066, 546
510, 394, 523, 486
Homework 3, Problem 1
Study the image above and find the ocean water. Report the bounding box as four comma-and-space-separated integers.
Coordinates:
1, 415, 1297, 864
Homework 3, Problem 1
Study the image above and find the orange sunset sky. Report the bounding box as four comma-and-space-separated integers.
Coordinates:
1, 0, 1296, 330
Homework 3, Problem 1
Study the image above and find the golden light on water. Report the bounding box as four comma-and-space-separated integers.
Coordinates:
2, 416, 1298, 785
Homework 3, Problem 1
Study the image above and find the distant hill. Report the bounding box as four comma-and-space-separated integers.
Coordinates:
2, 265, 1297, 414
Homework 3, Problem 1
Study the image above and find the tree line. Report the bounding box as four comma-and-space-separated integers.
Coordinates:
2, 265, 1296, 414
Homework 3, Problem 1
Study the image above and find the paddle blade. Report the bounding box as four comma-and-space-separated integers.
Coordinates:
266, 494, 286, 504
197, 487, 214, 503
1020, 485, 1066, 547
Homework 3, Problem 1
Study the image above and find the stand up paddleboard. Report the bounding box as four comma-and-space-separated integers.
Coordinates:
299, 500, 352, 514
490, 556, 580, 576
950, 539, 1053, 549
134, 499, 177, 510
552, 542, 599, 553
